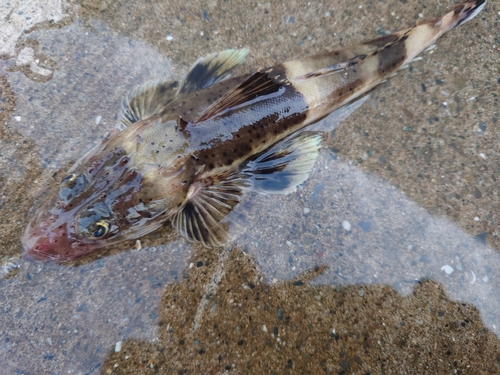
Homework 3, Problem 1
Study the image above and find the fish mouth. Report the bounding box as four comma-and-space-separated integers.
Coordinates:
21, 215, 93, 262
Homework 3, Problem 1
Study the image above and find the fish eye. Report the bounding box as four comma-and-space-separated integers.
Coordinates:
61, 174, 77, 184
87, 220, 110, 238
61, 174, 78, 189
59, 173, 89, 202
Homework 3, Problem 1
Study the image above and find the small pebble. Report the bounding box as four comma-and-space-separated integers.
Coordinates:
474, 122, 486, 135
14, 116, 21, 122
262, 325, 267, 332
166, 35, 173, 41
440, 265, 454, 274
303, 207, 310, 214
95, 115, 102, 125
342, 220, 351, 231
115, 341, 122, 352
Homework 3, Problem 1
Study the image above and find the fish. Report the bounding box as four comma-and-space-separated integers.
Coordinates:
22, 0, 486, 261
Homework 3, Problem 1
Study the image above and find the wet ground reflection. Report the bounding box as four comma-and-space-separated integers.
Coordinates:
100, 246, 500, 374
236, 154, 500, 335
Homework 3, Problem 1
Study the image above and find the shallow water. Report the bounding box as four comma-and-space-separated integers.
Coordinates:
1, 0, 500, 373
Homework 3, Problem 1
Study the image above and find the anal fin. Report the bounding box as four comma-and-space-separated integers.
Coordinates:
242, 132, 324, 193
307, 94, 370, 133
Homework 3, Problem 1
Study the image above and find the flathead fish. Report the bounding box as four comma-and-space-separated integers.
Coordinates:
23, 0, 486, 261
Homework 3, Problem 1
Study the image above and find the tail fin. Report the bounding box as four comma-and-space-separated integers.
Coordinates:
401, 0, 486, 63
435, 0, 486, 30
280, 0, 486, 122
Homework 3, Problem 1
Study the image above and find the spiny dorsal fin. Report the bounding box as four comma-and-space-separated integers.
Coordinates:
178, 48, 249, 95
119, 80, 179, 128
193, 70, 288, 124
171, 132, 323, 247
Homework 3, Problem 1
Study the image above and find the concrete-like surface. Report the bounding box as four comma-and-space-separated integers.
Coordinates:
1, 0, 499, 373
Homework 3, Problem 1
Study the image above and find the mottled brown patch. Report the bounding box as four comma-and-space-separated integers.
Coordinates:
194, 79, 309, 172
0, 75, 46, 262
377, 35, 408, 75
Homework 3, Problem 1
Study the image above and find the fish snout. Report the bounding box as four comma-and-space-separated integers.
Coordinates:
22, 220, 87, 262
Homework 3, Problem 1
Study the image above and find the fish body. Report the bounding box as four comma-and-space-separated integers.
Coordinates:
23, 0, 486, 261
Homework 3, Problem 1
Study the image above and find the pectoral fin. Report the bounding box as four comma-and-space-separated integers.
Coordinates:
178, 48, 249, 95
119, 80, 179, 128
171, 176, 247, 247
171, 132, 323, 247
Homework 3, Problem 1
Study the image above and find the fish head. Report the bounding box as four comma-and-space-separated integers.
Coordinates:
22, 142, 192, 262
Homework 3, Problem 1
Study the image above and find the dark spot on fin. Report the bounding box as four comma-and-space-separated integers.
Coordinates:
171, 177, 248, 247
242, 131, 323, 193
177, 49, 249, 95
363, 34, 399, 48
119, 80, 179, 128
178, 116, 189, 132
193, 71, 286, 123
376, 32, 409, 75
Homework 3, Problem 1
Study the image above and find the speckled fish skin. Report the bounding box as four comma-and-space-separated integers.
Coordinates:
22, 0, 486, 261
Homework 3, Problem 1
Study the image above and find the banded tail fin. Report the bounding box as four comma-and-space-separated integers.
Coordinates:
279, 0, 486, 126
449, 0, 486, 27
402, 0, 486, 62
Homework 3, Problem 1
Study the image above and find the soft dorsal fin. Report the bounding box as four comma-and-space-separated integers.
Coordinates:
293, 32, 411, 82
171, 132, 323, 247
193, 70, 288, 124
119, 80, 179, 128
178, 48, 249, 95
